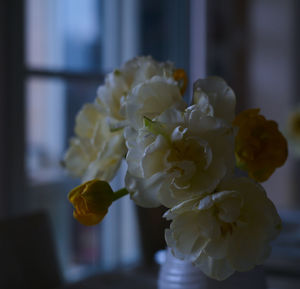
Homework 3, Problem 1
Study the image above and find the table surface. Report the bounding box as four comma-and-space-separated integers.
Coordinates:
56, 267, 157, 289
56, 266, 300, 289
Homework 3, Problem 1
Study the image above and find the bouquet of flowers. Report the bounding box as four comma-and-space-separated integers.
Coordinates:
64, 56, 288, 280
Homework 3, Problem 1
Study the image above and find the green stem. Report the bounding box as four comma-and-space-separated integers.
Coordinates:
113, 188, 129, 201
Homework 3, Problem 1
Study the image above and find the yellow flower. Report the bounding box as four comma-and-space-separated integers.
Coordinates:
173, 68, 188, 95
287, 109, 300, 139
68, 180, 128, 226
285, 106, 300, 156
233, 109, 288, 182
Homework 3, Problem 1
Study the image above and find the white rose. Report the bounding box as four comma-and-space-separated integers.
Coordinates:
125, 105, 235, 208
64, 103, 126, 182
63, 137, 94, 178
65, 56, 180, 181
96, 71, 129, 121
193, 77, 236, 123
97, 56, 175, 122
123, 76, 187, 129
164, 177, 281, 280
122, 55, 175, 87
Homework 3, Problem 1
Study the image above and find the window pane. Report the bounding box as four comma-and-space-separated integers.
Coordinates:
25, 76, 106, 279
25, 0, 103, 72
25, 77, 99, 184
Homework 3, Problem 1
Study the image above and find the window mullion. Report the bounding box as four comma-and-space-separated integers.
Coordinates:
25, 68, 105, 82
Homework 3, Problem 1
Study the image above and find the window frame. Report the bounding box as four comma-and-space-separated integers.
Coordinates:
0, 0, 26, 217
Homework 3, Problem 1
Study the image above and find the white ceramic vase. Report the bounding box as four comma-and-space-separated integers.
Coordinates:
158, 249, 267, 289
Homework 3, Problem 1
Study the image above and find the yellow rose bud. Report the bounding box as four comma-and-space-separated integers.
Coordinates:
233, 108, 288, 182
68, 180, 128, 226
285, 107, 300, 156
173, 68, 188, 95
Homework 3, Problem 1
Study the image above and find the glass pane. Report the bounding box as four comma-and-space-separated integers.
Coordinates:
25, 76, 104, 279
25, 0, 103, 72
25, 77, 99, 184
25, 76, 141, 280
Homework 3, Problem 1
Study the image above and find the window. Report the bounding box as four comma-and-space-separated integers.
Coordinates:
24, 0, 141, 280
22, 0, 191, 281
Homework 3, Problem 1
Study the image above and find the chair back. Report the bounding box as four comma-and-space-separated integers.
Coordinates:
0, 211, 63, 289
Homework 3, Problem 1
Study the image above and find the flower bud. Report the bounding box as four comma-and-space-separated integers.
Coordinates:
68, 180, 114, 226
233, 109, 288, 182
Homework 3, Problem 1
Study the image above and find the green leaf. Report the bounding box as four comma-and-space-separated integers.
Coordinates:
143, 116, 169, 140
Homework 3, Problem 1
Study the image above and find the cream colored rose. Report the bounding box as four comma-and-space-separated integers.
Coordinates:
64, 137, 93, 178
64, 103, 126, 182
65, 56, 180, 181
125, 105, 235, 208
164, 177, 281, 280
96, 71, 129, 121
193, 77, 236, 123
123, 76, 187, 129
122, 55, 174, 88
96, 56, 175, 122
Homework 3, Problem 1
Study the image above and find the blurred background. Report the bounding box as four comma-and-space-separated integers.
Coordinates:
0, 0, 300, 287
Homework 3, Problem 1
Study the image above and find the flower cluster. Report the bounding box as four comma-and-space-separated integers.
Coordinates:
64, 56, 287, 280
